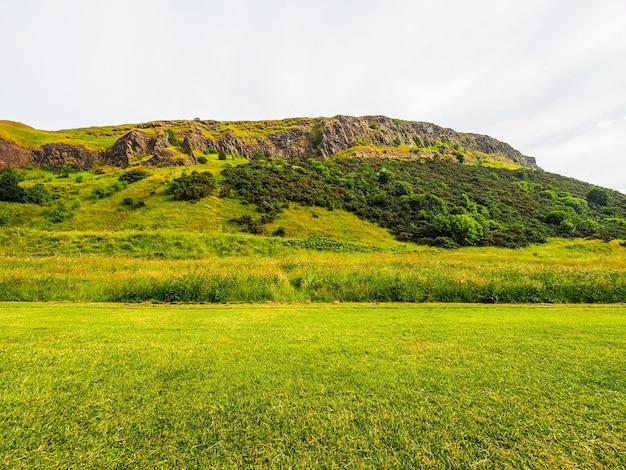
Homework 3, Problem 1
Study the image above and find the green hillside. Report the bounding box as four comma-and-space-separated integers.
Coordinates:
1, 154, 625, 249
1, 117, 626, 303
1, 118, 626, 249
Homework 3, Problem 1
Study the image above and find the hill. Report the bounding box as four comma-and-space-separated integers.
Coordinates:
1, 116, 536, 169
0, 116, 625, 250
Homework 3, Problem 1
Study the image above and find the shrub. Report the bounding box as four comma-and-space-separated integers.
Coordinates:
165, 128, 179, 146
48, 201, 74, 223
390, 181, 413, 197
273, 226, 287, 237
92, 181, 126, 200
218, 151, 227, 161
586, 188, 609, 206
197, 156, 208, 164
118, 169, 150, 184
0, 168, 25, 202
168, 171, 215, 201
310, 126, 323, 149
433, 236, 459, 249
23, 184, 51, 204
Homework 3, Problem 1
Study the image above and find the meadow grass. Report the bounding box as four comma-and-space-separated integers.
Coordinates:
0, 237, 624, 303
1, 303, 625, 468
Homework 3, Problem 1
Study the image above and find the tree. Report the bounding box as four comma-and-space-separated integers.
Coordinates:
0, 168, 25, 202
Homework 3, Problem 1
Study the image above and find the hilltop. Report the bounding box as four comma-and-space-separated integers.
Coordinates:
0, 116, 536, 170
0, 116, 625, 250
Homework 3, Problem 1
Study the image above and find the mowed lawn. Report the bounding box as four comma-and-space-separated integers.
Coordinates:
1, 303, 625, 469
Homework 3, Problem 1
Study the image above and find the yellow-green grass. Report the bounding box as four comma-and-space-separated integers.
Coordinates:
0, 238, 624, 303
0, 120, 131, 149
3, 161, 404, 244
1, 303, 625, 468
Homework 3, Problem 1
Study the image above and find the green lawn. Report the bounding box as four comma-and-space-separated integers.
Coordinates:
1, 303, 625, 468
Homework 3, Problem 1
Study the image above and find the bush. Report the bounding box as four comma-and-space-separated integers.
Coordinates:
197, 156, 208, 164
586, 188, 609, 206
273, 226, 287, 237
0, 168, 25, 202
48, 201, 74, 223
165, 128, 179, 146
168, 171, 215, 201
92, 181, 126, 200
390, 181, 413, 197
118, 169, 150, 184
23, 183, 51, 204
218, 151, 227, 161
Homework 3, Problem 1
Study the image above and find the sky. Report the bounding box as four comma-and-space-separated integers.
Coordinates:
1, 0, 625, 192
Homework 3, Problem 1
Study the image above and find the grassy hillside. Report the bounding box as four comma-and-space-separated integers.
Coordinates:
2, 118, 626, 303
1, 147, 625, 248
221, 155, 626, 247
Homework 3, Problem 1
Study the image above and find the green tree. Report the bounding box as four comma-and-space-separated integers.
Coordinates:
0, 168, 25, 202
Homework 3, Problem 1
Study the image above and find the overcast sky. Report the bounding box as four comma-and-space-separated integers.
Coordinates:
2, 0, 625, 192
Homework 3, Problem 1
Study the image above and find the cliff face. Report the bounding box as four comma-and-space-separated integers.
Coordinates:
0, 116, 537, 170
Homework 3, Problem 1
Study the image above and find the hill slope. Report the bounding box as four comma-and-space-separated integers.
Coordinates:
1, 116, 536, 170
0, 116, 624, 249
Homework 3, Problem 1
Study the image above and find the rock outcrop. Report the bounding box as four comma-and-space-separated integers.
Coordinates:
0, 139, 34, 168
186, 115, 538, 168
103, 129, 197, 167
33, 143, 102, 170
104, 129, 153, 167
0, 116, 538, 170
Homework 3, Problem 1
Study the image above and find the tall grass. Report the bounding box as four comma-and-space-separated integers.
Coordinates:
1, 239, 625, 303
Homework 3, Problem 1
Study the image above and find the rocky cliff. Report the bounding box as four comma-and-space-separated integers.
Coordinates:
0, 116, 537, 170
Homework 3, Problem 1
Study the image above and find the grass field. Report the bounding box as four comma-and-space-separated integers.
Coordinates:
1, 302, 625, 468
1, 237, 625, 303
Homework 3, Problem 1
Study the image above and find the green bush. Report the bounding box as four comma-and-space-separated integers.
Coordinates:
197, 156, 208, 164
118, 169, 150, 184
92, 181, 126, 200
168, 171, 215, 201
586, 188, 609, 206
165, 128, 179, 146
48, 201, 74, 223
0, 168, 25, 202
23, 183, 51, 204
218, 150, 227, 161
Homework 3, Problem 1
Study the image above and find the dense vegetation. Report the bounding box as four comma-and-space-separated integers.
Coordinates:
0, 168, 50, 204
222, 157, 626, 247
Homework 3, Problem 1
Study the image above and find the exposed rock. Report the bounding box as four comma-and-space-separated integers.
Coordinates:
187, 116, 537, 168
104, 129, 152, 167
142, 131, 196, 167
33, 143, 101, 170
0, 139, 34, 168
2, 115, 538, 170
